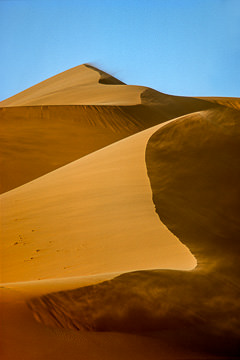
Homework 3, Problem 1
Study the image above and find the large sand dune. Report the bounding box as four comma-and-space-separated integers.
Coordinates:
0, 64, 217, 193
0, 104, 160, 193
25, 108, 240, 357
0, 64, 219, 108
1, 122, 196, 283
1, 65, 239, 359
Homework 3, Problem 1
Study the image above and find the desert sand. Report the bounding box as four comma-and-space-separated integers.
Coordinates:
0, 65, 239, 359
0, 64, 216, 193
197, 96, 240, 110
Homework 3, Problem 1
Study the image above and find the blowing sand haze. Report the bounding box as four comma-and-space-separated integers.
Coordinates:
0, 64, 240, 359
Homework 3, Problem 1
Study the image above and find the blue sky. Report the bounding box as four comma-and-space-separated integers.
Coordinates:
0, 0, 240, 101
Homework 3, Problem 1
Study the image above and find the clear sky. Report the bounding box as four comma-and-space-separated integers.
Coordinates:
0, 0, 239, 101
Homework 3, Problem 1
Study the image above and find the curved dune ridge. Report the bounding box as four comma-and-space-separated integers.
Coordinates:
1, 122, 196, 283
27, 107, 240, 357
0, 63, 217, 108
0, 63, 145, 106
146, 107, 240, 271
0, 104, 163, 193
0, 64, 218, 193
0, 64, 133, 106
1, 65, 240, 359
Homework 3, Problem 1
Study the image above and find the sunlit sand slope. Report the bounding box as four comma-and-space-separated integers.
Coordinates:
0, 64, 141, 106
0, 64, 217, 193
1, 64, 238, 359
26, 106, 240, 358
0, 104, 163, 193
0, 64, 218, 108
1, 123, 196, 283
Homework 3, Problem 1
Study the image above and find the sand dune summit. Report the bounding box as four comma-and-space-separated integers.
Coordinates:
0, 64, 239, 360
0, 64, 217, 193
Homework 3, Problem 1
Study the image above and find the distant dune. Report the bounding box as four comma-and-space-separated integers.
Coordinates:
0, 64, 239, 360
197, 96, 240, 110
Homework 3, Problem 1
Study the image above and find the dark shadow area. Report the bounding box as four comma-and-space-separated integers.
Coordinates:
84, 64, 126, 85
146, 107, 240, 274
28, 269, 240, 357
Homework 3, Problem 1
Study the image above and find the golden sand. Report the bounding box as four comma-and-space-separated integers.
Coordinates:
1, 65, 239, 359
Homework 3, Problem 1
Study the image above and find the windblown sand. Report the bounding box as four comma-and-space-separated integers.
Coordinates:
1, 64, 239, 359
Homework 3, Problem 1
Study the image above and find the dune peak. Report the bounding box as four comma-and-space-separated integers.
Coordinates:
84, 63, 126, 85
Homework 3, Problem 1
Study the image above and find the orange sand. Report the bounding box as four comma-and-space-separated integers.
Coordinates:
1, 64, 239, 359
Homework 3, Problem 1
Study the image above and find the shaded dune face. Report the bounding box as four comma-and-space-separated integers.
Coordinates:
1, 102, 213, 194
28, 106, 240, 357
141, 88, 218, 115
0, 64, 144, 107
197, 96, 240, 110
1, 124, 196, 283
28, 270, 240, 356
0, 63, 219, 108
0, 63, 219, 194
146, 107, 240, 271
0, 104, 163, 193
2, 64, 240, 358
84, 64, 126, 85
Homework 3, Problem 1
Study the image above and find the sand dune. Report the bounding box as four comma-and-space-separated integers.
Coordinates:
1, 287, 209, 360
0, 64, 140, 106
24, 106, 240, 358
0, 104, 161, 193
0, 64, 217, 193
197, 96, 240, 110
1, 65, 239, 359
27, 270, 240, 356
1, 122, 196, 283
0, 64, 217, 108
146, 107, 240, 272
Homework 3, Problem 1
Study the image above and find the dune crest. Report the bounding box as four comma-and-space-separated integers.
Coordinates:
1, 64, 240, 359
0, 64, 219, 194
1, 122, 196, 283
84, 64, 126, 85
0, 104, 164, 193
26, 106, 240, 358
146, 107, 240, 272
0, 64, 144, 106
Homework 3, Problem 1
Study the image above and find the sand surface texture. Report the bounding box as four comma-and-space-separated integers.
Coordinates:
1, 123, 196, 284
1, 65, 239, 359
0, 64, 216, 193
